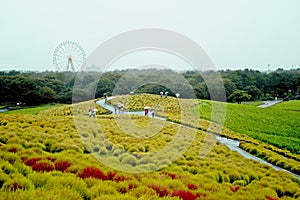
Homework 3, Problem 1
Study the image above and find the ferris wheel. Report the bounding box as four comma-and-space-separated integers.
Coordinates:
53, 41, 86, 72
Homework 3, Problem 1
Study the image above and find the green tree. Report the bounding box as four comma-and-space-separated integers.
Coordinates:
244, 85, 261, 100
228, 90, 251, 104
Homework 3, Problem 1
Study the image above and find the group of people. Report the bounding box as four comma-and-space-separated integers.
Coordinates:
160, 91, 168, 98
88, 108, 97, 117
144, 108, 155, 118
88, 93, 158, 118
114, 103, 124, 114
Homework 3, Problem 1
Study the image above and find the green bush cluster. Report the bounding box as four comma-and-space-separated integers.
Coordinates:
240, 142, 300, 175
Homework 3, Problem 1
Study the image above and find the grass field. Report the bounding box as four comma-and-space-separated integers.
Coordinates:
0, 95, 299, 199
194, 100, 300, 154
0, 104, 65, 115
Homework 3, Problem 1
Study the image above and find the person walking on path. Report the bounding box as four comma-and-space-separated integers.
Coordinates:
144, 109, 149, 116
151, 109, 155, 118
88, 108, 93, 117
104, 93, 108, 104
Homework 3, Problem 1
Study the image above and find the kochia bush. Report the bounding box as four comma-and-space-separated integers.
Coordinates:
78, 166, 107, 180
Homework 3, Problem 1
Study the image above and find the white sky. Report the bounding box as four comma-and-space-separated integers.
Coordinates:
0, 0, 299, 71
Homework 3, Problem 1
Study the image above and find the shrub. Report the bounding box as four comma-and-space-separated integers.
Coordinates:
55, 160, 72, 172
24, 142, 46, 151
50, 143, 70, 153
105, 141, 114, 151
45, 175, 90, 199
0, 152, 21, 164
24, 157, 42, 167
0, 160, 16, 174
0, 172, 9, 188
2, 174, 34, 192
99, 147, 108, 155
158, 159, 172, 167
228, 172, 241, 183
5, 144, 24, 153
78, 166, 107, 180
28, 172, 51, 188
137, 156, 154, 165
160, 172, 176, 179
135, 163, 157, 172
265, 196, 279, 200
14, 163, 32, 176
113, 174, 132, 182
43, 139, 57, 152
90, 181, 118, 197
46, 157, 56, 162
127, 146, 139, 153
120, 155, 137, 166
171, 190, 197, 200
187, 183, 197, 190
32, 160, 55, 172
233, 180, 247, 187
148, 184, 169, 197
230, 185, 240, 192
113, 149, 122, 156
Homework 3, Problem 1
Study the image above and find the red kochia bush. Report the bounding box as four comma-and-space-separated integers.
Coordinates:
230, 185, 240, 192
5, 183, 23, 192
32, 161, 54, 172
78, 166, 107, 180
106, 171, 116, 180
171, 190, 197, 200
187, 183, 197, 190
160, 172, 176, 179
265, 196, 279, 200
118, 187, 127, 194
55, 161, 71, 172
113, 175, 132, 182
148, 184, 169, 197
24, 158, 42, 166
8, 148, 17, 153
128, 183, 137, 190
21, 157, 27, 162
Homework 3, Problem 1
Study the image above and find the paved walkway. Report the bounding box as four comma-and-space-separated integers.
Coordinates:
258, 100, 282, 108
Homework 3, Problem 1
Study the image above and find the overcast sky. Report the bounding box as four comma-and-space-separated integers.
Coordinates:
0, 0, 299, 71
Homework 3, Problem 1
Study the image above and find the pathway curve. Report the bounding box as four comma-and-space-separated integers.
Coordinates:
258, 100, 282, 108
96, 97, 299, 179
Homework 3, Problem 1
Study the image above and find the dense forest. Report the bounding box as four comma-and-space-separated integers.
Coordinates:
0, 68, 299, 106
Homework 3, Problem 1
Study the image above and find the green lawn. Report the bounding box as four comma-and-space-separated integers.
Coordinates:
0, 104, 65, 115
195, 100, 300, 153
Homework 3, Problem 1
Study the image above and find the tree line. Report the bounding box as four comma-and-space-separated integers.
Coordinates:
0, 68, 299, 106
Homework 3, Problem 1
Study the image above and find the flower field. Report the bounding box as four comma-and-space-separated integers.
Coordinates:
0, 95, 299, 199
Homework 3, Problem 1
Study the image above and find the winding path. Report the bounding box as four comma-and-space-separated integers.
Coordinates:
96, 97, 299, 179
258, 100, 282, 108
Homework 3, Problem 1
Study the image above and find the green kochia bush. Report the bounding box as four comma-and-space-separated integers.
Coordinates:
0, 151, 21, 164
0, 160, 16, 174
1, 173, 34, 192
120, 155, 138, 167
28, 172, 51, 188
45, 174, 90, 199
